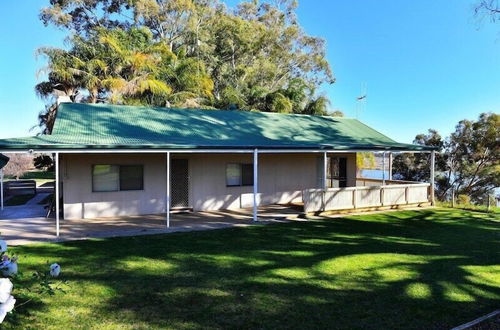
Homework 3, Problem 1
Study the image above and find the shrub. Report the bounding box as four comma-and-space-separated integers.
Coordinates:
457, 194, 471, 205
0, 236, 63, 324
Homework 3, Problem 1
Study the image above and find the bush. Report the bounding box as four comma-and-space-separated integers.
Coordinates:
33, 155, 54, 171
0, 237, 64, 324
457, 194, 471, 205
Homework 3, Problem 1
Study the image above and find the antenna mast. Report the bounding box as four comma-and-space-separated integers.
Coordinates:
356, 82, 367, 119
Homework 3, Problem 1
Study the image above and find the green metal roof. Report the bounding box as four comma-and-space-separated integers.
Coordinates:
0, 103, 434, 151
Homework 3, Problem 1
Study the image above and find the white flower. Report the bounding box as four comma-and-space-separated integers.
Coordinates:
49, 263, 60, 277
1, 261, 17, 277
0, 279, 12, 304
0, 241, 6, 254
0, 295, 15, 324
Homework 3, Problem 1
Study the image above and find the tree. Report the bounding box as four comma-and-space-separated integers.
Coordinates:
36, 0, 335, 128
34, 155, 55, 172
330, 110, 344, 117
393, 129, 454, 201
393, 129, 446, 183
204, 1, 334, 111
393, 113, 499, 204
474, 0, 500, 22
39, 0, 133, 34
36, 26, 215, 132
3, 155, 33, 180
446, 112, 499, 203
356, 152, 376, 176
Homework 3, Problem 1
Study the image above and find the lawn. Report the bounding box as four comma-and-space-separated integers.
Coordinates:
437, 201, 499, 214
3, 208, 499, 329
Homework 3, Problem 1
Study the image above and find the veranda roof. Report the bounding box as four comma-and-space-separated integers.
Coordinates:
0, 103, 435, 152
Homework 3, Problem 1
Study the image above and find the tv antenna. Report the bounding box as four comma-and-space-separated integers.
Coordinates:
356, 82, 367, 119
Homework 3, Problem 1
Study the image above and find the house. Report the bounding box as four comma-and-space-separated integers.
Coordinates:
0, 103, 436, 235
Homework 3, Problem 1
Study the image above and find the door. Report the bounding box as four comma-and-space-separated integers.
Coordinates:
171, 159, 189, 208
327, 157, 348, 188
338, 157, 347, 187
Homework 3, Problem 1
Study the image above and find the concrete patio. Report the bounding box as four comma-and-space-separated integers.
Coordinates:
0, 204, 305, 245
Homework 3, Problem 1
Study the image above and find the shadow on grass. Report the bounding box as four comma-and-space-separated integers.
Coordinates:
7, 209, 500, 329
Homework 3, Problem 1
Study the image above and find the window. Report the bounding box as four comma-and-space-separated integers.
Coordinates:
241, 164, 254, 186
92, 165, 144, 192
92, 165, 119, 192
226, 164, 241, 186
226, 163, 253, 187
120, 165, 144, 190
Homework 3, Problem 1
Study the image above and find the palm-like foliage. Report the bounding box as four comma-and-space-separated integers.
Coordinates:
35, 48, 81, 100
36, 26, 215, 129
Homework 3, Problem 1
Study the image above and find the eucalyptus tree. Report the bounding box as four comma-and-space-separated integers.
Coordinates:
204, 0, 334, 112
393, 113, 499, 203
40, 0, 134, 34
446, 112, 499, 202
474, 0, 500, 23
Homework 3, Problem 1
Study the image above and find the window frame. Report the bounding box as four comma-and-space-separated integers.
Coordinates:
91, 164, 144, 192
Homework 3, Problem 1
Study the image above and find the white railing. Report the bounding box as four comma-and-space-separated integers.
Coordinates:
303, 183, 431, 213
356, 177, 418, 186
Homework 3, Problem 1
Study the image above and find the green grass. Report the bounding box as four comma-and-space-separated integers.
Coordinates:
3, 209, 500, 329
437, 201, 499, 214
19, 171, 54, 180
4, 194, 35, 206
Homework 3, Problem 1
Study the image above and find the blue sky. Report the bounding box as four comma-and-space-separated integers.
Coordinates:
0, 0, 499, 142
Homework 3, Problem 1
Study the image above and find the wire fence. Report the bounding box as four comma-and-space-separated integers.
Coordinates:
438, 193, 499, 214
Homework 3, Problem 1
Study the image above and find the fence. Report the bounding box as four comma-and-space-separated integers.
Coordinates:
303, 182, 430, 213
3, 180, 37, 196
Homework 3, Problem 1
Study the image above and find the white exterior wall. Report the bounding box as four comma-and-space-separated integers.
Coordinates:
62, 154, 167, 219
184, 152, 356, 211
182, 153, 328, 211
61, 152, 357, 219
